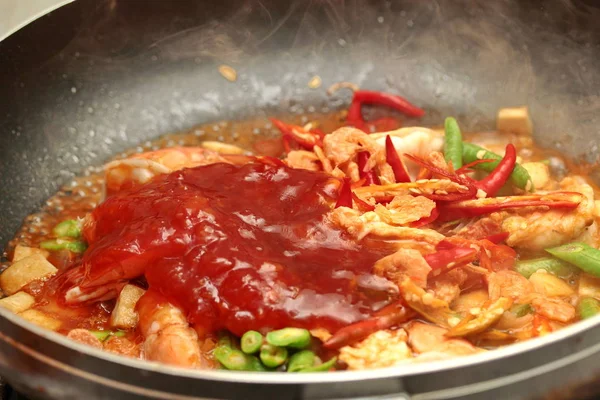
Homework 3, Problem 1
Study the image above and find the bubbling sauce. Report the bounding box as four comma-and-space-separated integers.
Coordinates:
77, 161, 397, 336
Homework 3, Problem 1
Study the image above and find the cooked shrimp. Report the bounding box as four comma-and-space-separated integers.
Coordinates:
136, 291, 201, 368
322, 127, 395, 183
494, 176, 594, 250
105, 147, 229, 195
487, 270, 534, 303
373, 248, 432, 288
405, 322, 482, 361
284, 150, 321, 171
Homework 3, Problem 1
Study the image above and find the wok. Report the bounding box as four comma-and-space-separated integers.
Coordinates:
2, 0, 600, 399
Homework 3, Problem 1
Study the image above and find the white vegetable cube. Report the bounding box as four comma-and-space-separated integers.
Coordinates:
110, 285, 146, 329
522, 162, 550, 190
497, 107, 532, 136
0, 254, 58, 296
12, 246, 50, 262
0, 292, 35, 314
19, 309, 62, 331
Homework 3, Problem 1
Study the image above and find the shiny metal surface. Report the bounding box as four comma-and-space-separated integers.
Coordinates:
2, 0, 600, 399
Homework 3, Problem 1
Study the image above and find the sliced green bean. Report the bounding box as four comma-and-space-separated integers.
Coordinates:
462, 142, 533, 191
443, 117, 463, 169
241, 330, 263, 354
510, 304, 533, 318
266, 328, 311, 349
546, 242, 600, 277
259, 344, 288, 368
52, 219, 82, 238
515, 257, 577, 279
40, 239, 87, 253
287, 350, 316, 372
298, 356, 337, 372
89, 330, 125, 342
578, 297, 600, 320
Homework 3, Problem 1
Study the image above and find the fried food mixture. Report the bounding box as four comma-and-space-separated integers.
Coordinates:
4, 90, 600, 372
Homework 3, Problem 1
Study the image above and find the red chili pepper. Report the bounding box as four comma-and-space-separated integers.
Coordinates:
270, 118, 322, 150
324, 301, 414, 349
485, 232, 510, 244
351, 193, 375, 212
385, 135, 411, 183
347, 99, 367, 131
455, 159, 496, 175
353, 90, 425, 118
425, 247, 478, 278
403, 154, 477, 201
475, 144, 516, 197
335, 178, 353, 208
351, 177, 368, 189
479, 240, 517, 271
410, 207, 439, 228
435, 239, 457, 251
438, 196, 580, 221
357, 152, 381, 186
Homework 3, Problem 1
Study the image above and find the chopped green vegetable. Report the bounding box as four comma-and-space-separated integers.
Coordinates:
89, 330, 125, 342
287, 350, 316, 372
443, 117, 463, 169
510, 304, 533, 318
259, 344, 288, 368
241, 330, 263, 354
52, 219, 82, 238
40, 239, 87, 253
266, 328, 311, 349
546, 242, 600, 278
298, 356, 337, 372
462, 142, 533, 191
578, 297, 600, 319
515, 257, 577, 279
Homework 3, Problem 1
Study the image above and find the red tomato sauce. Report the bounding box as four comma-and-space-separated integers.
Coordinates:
73, 162, 397, 336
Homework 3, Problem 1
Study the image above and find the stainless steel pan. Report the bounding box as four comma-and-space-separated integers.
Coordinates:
2, 1, 600, 398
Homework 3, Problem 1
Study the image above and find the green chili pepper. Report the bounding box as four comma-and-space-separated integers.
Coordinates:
546, 242, 600, 277
510, 304, 533, 318
259, 344, 288, 368
578, 297, 600, 320
515, 257, 577, 279
52, 219, 82, 238
287, 350, 316, 372
462, 142, 533, 191
443, 117, 463, 169
241, 330, 263, 354
266, 328, 311, 349
298, 356, 337, 372
214, 338, 266, 371
40, 239, 87, 253
89, 330, 126, 342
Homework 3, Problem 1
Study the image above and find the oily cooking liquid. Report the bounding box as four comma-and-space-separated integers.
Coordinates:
77, 162, 396, 336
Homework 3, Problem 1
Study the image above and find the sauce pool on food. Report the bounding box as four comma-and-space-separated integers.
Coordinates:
69, 161, 397, 336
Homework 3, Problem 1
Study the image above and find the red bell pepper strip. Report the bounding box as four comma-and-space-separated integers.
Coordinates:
335, 178, 353, 208
426, 247, 478, 278
410, 207, 439, 228
357, 152, 381, 185
403, 154, 477, 201
475, 144, 517, 197
385, 135, 411, 183
270, 118, 322, 150
351, 193, 375, 212
353, 90, 425, 118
